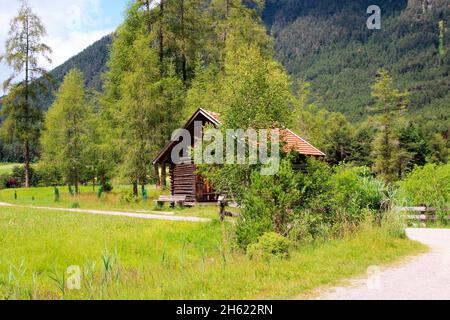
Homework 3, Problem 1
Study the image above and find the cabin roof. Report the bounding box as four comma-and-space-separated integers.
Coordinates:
153, 108, 325, 164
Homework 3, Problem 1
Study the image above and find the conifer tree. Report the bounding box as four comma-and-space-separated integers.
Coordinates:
0, 0, 52, 188
41, 69, 90, 193
370, 69, 409, 182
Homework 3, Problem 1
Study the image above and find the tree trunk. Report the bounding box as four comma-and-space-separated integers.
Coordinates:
133, 182, 138, 197
159, 0, 165, 76
180, 0, 187, 83
92, 166, 96, 192
224, 0, 230, 43
24, 140, 30, 188
145, 0, 152, 32
24, 16, 30, 188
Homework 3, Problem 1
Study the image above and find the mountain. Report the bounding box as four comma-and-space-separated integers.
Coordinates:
35, 35, 112, 110
264, 0, 449, 125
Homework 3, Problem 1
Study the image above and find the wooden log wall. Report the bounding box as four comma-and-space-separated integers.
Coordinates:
170, 163, 197, 203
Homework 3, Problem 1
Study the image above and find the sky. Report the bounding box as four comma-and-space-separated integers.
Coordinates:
0, 0, 129, 95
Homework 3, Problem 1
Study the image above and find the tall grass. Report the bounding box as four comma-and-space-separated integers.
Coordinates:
0, 207, 424, 300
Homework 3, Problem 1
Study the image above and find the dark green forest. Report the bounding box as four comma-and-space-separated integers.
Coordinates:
266, 0, 449, 126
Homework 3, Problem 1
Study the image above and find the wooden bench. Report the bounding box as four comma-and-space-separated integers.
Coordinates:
155, 195, 187, 208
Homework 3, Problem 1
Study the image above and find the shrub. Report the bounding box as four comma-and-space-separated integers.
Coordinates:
34, 162, 63, 187
397, 163, 450, 210
246, 232, 291, 260
70, 202, 81, 209
236, 159, 300, 249
313, 165, 389, 227
120, 192, 140, 204
287, 210, 331, 243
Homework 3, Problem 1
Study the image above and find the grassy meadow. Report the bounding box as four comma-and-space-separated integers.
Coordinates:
0, 163, 21, 175
0, 185, 221, 219
0, 206, 425, 300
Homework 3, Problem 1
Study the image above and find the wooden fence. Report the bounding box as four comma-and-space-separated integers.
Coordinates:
397, 207, 450, 221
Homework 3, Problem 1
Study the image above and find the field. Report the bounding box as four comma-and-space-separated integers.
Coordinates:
0, 163, 21, 175
0, 205, 425, 300
0, 185, 220, 219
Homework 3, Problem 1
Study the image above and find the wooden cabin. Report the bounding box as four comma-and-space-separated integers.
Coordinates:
153, 108, 325, 205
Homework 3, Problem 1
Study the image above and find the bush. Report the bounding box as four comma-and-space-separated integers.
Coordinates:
0, 173, 19, 189
310, 165, 389, 228
236, 159, 300, 249
34, 162, 63, 187
246, 232, 291, 260
397, 163, 450, 210
287, 210, 331, 243
70, 202, 81, 208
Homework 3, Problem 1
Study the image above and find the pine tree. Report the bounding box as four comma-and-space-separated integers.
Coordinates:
370, 69, 409, 182
0, 0, 52, 188
41, 69, 89, 193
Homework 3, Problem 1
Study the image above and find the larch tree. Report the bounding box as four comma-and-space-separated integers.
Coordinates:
41, 69, 90, 194
370, 69, 409, 182
117, 33, 184, 196
0, 0, 52, 188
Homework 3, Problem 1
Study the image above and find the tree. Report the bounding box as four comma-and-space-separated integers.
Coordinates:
41, 69, 90, 193
398, 122, 429, 170
198, 42, 293, 202
168, 0, 210, 84
0, 0, 52, 188
222, 44, 293, 129
83, 91, 118, 192
370, 69, 409, 182
427, 133, 449, 164
117, 34, 184, 195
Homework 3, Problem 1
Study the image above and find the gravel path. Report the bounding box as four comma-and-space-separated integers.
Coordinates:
318, 228, 450, 300
0, 202, 211, 223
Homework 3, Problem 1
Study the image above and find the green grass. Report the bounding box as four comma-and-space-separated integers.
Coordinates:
0, 207, 426, 300
0, 185, 222, 219
0, 163, 21, 175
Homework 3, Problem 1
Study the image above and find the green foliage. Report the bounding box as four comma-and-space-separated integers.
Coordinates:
0, 1, 53, 187
327, 165, 389, 220
236, 159, 300, 248
397, 163, 450, 210
246, 232, 291, 260
41, 69, 93, 192
371, 69, 410, 182
222, 44, 293, 129
427, 133, 449, 164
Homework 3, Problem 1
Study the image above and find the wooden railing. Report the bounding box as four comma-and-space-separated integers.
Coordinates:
397, 207, 450, 221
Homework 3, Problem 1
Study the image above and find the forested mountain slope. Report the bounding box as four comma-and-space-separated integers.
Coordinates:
37, 35, 112, 110
264, 0, 449, 128
0, 35, 111, 112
